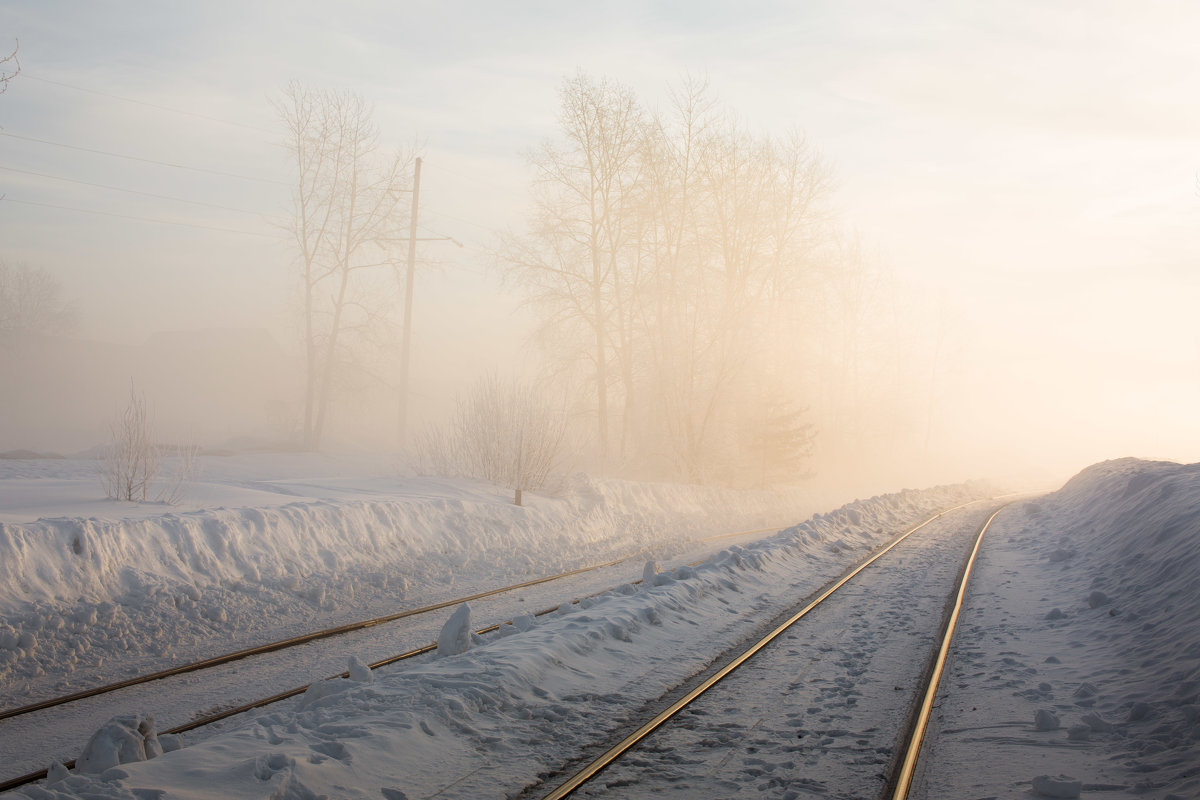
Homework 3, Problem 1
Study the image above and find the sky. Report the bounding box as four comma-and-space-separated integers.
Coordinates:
1, 0, 1198, 482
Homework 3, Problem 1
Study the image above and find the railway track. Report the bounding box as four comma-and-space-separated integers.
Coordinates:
526, 502, 1008, 799
0, 522, 784, 792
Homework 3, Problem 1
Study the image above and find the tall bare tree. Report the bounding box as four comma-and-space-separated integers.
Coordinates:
506, 74, 831, 483
638, 106, 830, 480
276, 83, 414, 450
501, 73, 645, 466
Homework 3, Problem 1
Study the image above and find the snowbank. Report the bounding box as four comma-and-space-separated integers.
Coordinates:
918, 457, 1200, 799
0, 477, 984, 799
0, 454, 833, 706
1025, 458, 1200, 794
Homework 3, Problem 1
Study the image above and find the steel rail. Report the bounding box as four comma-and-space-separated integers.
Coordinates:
539, 503, 979, 800
0, 523, 783, 725
0, 523, 789, 793
0, 593, 592, 793
884, 504, 1007, 800
0, 560, 623, 724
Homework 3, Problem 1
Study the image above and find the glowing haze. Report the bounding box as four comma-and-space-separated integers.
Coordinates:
1, 1, 1197, 491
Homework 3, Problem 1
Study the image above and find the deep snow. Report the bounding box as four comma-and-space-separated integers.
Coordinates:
2, 456, 1196, 800
0, 453, 985, 798
914, 458, 1200, 799
0, 453, 836, 710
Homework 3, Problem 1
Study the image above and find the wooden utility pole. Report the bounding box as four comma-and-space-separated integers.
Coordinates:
397, 156, 422, 447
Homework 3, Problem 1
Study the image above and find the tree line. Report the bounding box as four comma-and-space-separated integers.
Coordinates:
273, 73, 923, 486
499, 74, 832, 484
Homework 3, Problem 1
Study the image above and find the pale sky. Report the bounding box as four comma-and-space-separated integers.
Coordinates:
2, 1, 1198, 480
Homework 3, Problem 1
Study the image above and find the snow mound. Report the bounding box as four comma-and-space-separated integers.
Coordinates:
999, 458, 1200, 796
0, 459, 832, 707
75, 713, 162, 774
2, 482, 986, 799
437, 603, 473, 657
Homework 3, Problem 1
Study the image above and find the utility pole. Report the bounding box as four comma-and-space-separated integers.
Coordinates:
397, 156, 422, 448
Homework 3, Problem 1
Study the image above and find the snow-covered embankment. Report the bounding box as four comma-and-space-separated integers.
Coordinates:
917, 458, 1200, 799
5, 481, 985, 799
0, 463, 831, 706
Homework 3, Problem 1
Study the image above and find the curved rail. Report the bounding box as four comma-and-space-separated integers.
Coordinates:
884, 504, 1007, 800
539, 503, 980, 800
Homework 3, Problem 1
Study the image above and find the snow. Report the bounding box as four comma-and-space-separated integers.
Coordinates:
0, 455, 984, 799
436, 604, 473, 657
74, 713, 162, 775
0, 453, 835, 710
2, 455, 1196, 799
914, 458, 1200, 799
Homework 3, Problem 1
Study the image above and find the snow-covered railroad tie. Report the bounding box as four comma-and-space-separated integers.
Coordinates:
531, 501, 1007, 800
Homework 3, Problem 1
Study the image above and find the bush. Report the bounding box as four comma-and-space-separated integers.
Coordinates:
99, 383, 197, 504
416, 374, 566, 505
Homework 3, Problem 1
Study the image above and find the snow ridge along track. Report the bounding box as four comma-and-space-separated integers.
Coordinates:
0, 524, 783, 793
537, 502, 1000, 800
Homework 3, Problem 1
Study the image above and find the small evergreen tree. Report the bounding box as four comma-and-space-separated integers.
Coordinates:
745, 399, 816, 488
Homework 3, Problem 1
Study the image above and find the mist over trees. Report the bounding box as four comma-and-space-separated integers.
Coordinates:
501, 74, 837, 485
0, 67, 940, 484
275, 83, 416, 451
0, 260, 77, 340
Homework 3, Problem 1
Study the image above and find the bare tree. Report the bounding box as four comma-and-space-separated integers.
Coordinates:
500, 73, 645, 467
505, 74, 832, 484
638, 104, 830, 480
99, 383, 198, 504
0, 39, 17, 97
0, 260, 78, 340
100, 384, 159, 503
416, 374, 567, 505
275, 83, 414, 450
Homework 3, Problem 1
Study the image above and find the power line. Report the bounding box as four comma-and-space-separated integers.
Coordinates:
0, 131, 288, 185
20, 73, 276, 136
0, 196, 282, 238
0, 164, 279, 217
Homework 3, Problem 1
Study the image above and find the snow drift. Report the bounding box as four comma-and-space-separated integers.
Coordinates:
0, 455, 831, 708
0, 475, 985, 799
917, 457, 1200, 799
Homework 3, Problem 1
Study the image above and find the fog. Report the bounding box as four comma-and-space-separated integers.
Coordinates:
2, 1, 1198, 494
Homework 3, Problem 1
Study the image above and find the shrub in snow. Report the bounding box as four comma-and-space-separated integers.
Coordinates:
100, 384, 159, 503
99, 382, 198, 504
415, 374, 566, 505
75, 713, 162, 774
